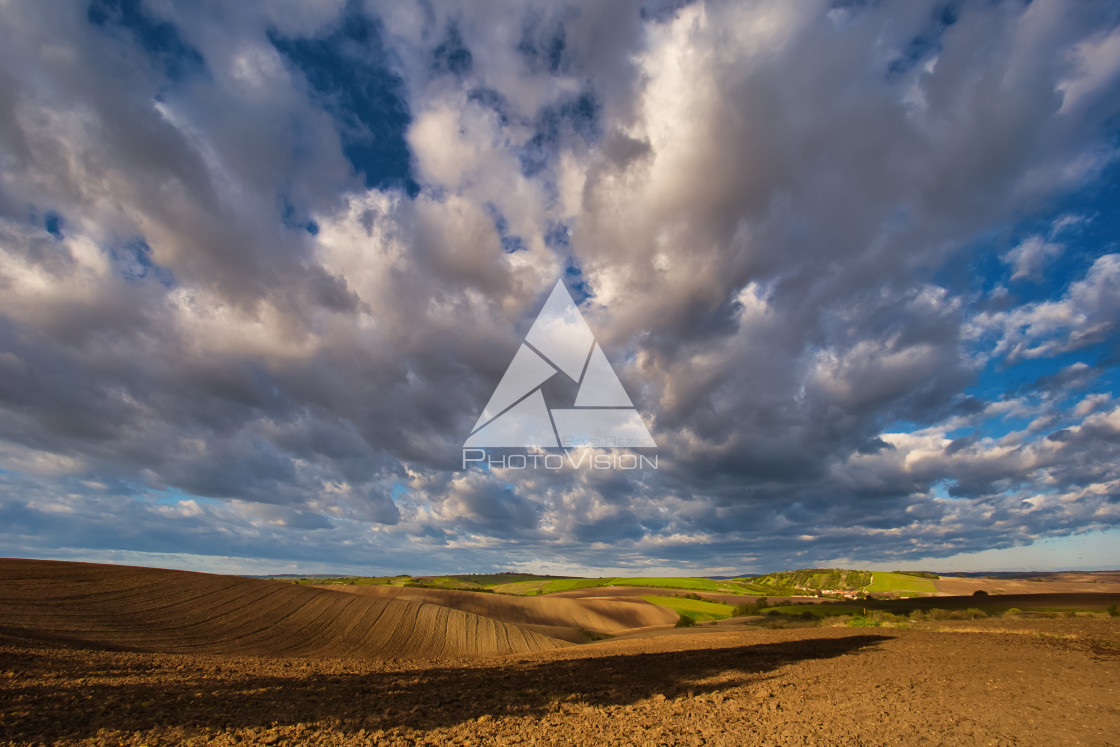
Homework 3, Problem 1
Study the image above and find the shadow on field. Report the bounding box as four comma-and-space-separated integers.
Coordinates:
1, 634, 890, 741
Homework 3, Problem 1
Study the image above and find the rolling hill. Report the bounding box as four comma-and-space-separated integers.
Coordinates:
314, 584, 679, 642
0, 559, 568, 659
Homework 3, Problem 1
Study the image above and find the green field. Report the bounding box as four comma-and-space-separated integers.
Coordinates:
642, 595, 735, 622
485, 580, 550, 595
299, 569, 942, 597
538, 578, 615, 593
611, 577, 732, 592
489, 576, 757, 596
865, 572, 937, 594
302, 575, 495, 591
447, 573, 576, 586
288, 575, 405, 586
488, 578, 609, 595
735, 569, 872, 594
405, 576, 493, 591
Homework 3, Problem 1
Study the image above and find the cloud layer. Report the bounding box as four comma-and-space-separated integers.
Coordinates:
1, 0, 1118, 574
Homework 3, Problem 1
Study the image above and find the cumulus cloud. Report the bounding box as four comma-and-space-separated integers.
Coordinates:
0, 0, 1118, 573
969, 253, 1120, 362
1004, 236, 1065, 281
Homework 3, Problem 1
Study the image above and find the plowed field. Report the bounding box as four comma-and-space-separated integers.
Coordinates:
315, 584, 677, 640
0, 559, 565, 659
2, 560, 1119, 746
933, 573, 1120, 596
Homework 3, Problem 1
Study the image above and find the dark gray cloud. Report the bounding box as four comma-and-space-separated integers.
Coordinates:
0, 0, 1118, 574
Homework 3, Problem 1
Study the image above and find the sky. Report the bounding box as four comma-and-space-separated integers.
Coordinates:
1, 0, 1119, 577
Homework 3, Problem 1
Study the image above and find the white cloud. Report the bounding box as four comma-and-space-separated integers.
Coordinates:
969, 253, 1120, 361
1004, 235, 1064, 281
0, 0, 1118, 573
1058, 23, 1120, 115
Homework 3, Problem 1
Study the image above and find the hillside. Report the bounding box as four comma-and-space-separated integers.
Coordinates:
273, 568, 1120, 601
318, 584, 678, 641
0, 559, 567, 659
735, 569, 873, 594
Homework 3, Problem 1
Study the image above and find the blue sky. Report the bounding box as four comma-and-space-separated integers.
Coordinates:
0, 0, 1118, 576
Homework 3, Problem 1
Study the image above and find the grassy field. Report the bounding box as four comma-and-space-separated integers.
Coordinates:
293, 575, 499, 592
288, 576, 405, 586
641, 595, 735, 622
446, 574, 576, 586
609, 577, 712, 591
486, 580, 549, 595
733, 569, 872, 595
295, 569, 940, 597
613, 577, 731, 592
488, 577, 755, 595
405, 576, 494, 591
487, 578, 609, 595
866, 572, 937, 594
492, 577, 762, 596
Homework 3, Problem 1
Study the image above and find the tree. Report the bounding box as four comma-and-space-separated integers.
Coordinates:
732, 597, 770, 617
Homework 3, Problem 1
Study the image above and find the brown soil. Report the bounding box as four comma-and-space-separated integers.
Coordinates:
861, 592, 1120, 612
934, 574, 1120, 596
4, 621, 1119, 746
0, 559, 565, 659
3, 561, 1119, 746
315, 584, 677, 641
